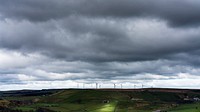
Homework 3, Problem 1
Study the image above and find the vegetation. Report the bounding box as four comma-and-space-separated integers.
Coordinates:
1, 88, 200, 112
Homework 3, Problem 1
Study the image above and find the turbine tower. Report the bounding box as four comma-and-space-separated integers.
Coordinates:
96, 83, 98, 89
77, 83, 79, 88
114, 83, 116, 89
82, 83, 85, 89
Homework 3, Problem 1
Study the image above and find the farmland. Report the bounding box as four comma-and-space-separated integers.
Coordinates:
1, 88, 200, 112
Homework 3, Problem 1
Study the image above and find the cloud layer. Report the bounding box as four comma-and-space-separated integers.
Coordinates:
1, 0, 200, 27
1, 0, 200, 90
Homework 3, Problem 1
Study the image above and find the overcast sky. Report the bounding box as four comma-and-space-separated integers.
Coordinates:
1, 0, 200, 90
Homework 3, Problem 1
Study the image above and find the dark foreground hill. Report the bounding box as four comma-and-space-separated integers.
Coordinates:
1, 88, 200, 112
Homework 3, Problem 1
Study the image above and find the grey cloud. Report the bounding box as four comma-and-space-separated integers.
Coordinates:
1, 17, 200, 63
1, 0, 200, 89
0, 74, 23, 85
1, 0, 200, 27
0, 53, 199, 86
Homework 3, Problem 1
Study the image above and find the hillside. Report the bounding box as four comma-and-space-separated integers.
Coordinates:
1, 88, 200, 112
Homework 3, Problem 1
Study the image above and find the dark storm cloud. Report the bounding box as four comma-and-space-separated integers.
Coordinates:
1, 0, 200, 89
1, 0, 200, 63
1, 17, 200, 63
0, 74, 23, 85
1, 0, 200, 27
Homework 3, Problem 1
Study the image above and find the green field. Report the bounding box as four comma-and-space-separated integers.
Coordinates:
1, 89, 200, 112
167, 103, 200, 112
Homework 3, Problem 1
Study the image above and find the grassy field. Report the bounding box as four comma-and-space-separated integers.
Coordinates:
167, 103, 200, 112
1, 89, 200, 112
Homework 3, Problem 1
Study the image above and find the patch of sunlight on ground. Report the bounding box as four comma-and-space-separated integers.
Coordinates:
96, 103, 116, 112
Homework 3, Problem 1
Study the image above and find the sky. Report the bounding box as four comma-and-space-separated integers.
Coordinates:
1, 0, 200, 90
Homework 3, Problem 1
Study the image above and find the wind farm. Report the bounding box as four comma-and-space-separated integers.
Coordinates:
1, 0, 200, 111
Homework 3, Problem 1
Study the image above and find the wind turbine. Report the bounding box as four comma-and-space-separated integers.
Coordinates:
114, 83, 116, 89
96, 83, 98, 89
91, 84, 93, 88
77, 83, 79, 88
141, 78, 146, 89
82, 83, 85, 89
